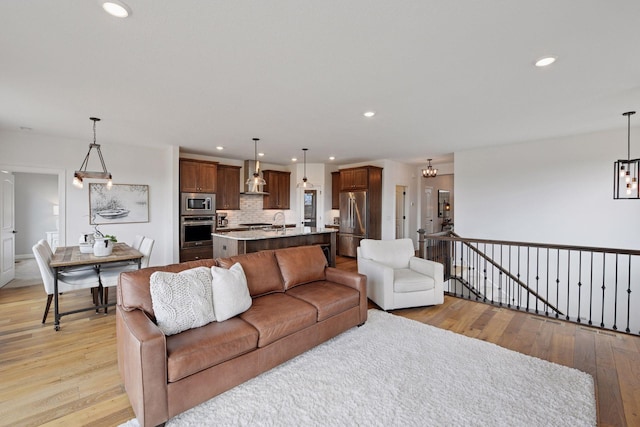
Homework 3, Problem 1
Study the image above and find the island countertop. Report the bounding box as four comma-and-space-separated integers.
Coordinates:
212, 227, 337, 241
211, 227, 337, 266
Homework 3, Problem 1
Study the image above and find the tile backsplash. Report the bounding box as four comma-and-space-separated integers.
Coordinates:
217, 194, 291, 227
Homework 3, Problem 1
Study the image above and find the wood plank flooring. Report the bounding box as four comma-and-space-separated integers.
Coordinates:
0, 256, 638, 426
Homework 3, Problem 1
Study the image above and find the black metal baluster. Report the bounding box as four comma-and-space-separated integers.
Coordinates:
600, 254, 606, 328
577, 251, 583, 324
613, 254, 619, 331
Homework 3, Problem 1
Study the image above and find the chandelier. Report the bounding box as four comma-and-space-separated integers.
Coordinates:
297, 148, 314, 188
422, 159, 437, 178
73, 117, 113, 189
614, 111, 639, 199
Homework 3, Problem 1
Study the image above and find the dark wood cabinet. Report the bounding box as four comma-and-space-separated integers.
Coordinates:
179, 246, 213, 262
216, 165, 241, 210
339, 167, 369, 191
331, 171, 340, 209
180, 159, 217, 193
262, 170, 291, 209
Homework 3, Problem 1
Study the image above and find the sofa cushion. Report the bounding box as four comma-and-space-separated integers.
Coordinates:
150, 267, 216, 336
275, 245, 327, 290
359, 239, 414, 269
166, 317, 259, 382
211, 263, 252, 322
217, 251, 284, 297
286, 281, 360, 321
239, 293, 317, 347
118, 259, 218, 320
394, 268, 436, 293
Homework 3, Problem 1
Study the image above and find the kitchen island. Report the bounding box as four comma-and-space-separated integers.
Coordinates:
212, 227, 337, 266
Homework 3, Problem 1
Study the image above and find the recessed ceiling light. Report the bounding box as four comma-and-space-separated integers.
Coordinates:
363, 111, 376, 118
216, 146, 224, 150
535, 56, 556, 67
329, 156, 335, 161
258, 152, 264, 157
102, 1, 131, 18
292, 158, 298, 162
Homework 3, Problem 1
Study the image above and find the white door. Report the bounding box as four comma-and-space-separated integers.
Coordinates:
424, 187, 434, 234
395, 186, 406, 239
1, 172, 16, 286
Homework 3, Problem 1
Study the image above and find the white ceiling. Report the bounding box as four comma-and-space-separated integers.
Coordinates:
1, 1, 639, 166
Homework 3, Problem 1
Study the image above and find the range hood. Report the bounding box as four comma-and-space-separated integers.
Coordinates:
241, 160, 269, 195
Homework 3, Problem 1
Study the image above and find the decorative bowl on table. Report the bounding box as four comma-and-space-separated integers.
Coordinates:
79, 242, 94, 254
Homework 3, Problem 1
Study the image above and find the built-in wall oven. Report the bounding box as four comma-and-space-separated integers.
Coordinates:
180, 216, 216, 249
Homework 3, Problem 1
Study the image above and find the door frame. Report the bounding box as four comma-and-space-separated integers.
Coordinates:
0, 164, 67, 252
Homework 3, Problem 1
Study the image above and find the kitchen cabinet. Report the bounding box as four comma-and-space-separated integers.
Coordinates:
180, 159, 217, 193
216, 165, 241, 210
339, 167, 370, 191
331, 171, 340, 209
262, 170, 291, 209
180, 246, 213, 263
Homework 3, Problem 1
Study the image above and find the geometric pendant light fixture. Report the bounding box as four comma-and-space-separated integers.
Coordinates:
72, 117, 113, 189
421, 158, 438, 178
245, 138, 267, 192
296, 148, 314, 188
613, 111, 639, 199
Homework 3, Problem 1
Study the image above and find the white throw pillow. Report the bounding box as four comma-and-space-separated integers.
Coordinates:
211, 263, 252, 322
150, 267, 216, 336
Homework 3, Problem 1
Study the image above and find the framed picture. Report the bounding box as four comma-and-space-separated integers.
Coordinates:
89, 183, 149, 224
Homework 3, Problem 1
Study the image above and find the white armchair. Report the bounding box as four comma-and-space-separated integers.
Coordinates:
357, 238, 444, 310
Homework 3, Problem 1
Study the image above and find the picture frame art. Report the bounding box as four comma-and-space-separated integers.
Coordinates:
89, 183, 149, 225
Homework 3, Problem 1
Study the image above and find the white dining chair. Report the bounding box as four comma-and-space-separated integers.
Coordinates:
131, 234, 145, 251
32, 239, 102, 324
99, 237, 154, 310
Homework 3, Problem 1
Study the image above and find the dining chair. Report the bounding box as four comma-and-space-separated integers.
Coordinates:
99, 237, 154, 310
32, 239, 102, 324
131, 234, 145, 251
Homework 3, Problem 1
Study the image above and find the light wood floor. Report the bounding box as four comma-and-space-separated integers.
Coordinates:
0, 256, 638, 426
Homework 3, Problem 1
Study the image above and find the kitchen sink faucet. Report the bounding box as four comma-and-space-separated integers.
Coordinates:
273, 211, 286, 233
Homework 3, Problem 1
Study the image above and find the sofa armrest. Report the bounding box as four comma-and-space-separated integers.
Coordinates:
325, 267, 368, 324
116, 306, 168, 427
356, 257, 395, 310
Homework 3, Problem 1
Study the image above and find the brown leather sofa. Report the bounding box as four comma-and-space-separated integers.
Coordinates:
116, 245, 367, 427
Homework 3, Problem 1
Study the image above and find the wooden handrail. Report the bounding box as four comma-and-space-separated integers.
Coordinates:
444, 231, 640, 256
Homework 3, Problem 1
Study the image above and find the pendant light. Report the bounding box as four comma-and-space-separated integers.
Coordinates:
614, 111, 639, 199
246, 138, 266, 192
73, 117, 113, 189
297, 148, 314, 188
422, 159, 437, 178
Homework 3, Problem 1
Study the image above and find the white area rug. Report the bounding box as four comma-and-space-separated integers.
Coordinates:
121, 309, 596, 426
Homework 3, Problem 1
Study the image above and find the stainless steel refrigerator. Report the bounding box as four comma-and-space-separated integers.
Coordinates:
338, 191, 367, 257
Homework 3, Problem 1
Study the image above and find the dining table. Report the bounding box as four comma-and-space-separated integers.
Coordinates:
49, 242, 143, 331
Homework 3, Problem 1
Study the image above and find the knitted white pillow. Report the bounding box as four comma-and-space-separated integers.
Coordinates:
211, 263, 252, 322
150, 266, 216, 336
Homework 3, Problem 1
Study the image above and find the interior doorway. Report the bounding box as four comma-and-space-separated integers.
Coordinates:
303, 190, 317, 227
395, 186, 406, 239
0, 165, 65, 289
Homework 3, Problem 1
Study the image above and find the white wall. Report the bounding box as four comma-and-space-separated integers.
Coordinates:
455, 127, 640, 250
1, 130, 178, 266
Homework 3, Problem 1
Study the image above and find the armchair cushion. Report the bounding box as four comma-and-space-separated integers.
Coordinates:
359, 238, 415, 269
394, 269, 436, 293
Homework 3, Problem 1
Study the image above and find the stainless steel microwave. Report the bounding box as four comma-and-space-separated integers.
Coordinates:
181, 193, 216, 216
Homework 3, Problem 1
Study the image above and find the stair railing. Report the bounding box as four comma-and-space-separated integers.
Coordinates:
417, 229, 640, 335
